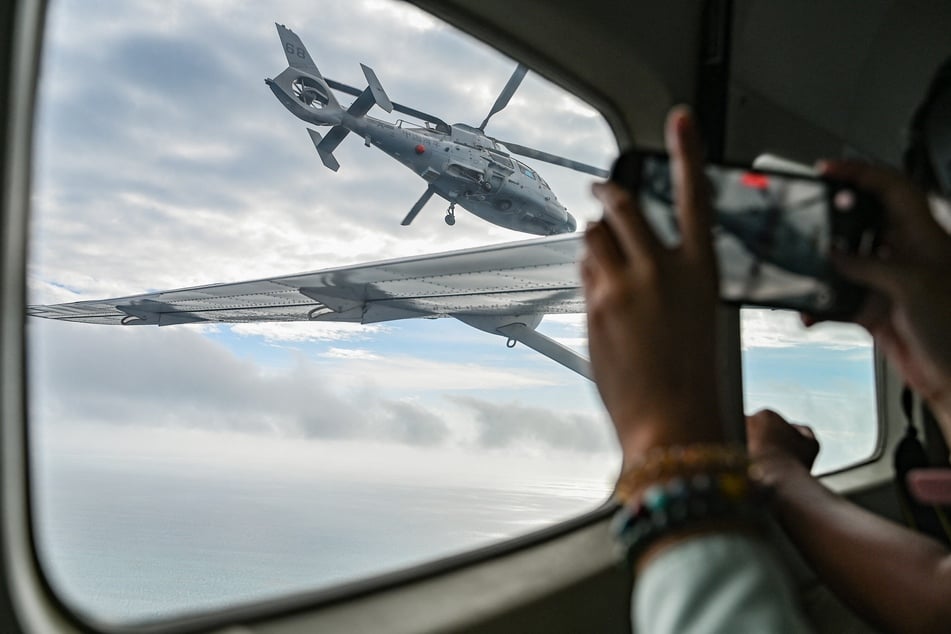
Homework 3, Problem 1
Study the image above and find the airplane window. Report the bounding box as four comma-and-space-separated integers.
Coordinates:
741, 308, 878, 474
27, 0, 618, 625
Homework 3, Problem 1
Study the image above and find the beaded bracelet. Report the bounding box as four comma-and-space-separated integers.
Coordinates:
611, 447, 764, 564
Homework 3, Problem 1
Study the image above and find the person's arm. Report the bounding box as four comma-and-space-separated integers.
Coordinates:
584, 106, 723, 464
752, 160, 951, 633
586, 108, 812, 633
749, 409, 951, 634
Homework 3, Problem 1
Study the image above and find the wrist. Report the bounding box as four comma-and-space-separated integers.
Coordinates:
613, 442, 749, 502
617, 415, 725, 470
750, 451, 813, 501
611, 445, 766, 571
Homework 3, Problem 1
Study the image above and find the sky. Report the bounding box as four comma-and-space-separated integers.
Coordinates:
28, 0, 620, 461
25, 0, 879, 623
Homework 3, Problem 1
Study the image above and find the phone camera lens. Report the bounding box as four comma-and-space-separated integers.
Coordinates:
834, 189, 856, 212
816, 288, 834, 308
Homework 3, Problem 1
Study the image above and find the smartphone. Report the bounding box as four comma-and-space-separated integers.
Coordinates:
609, 151, 883, 320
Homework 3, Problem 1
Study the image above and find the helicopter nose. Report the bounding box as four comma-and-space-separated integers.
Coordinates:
565, 213, 577, 233
543, 200, 574, 233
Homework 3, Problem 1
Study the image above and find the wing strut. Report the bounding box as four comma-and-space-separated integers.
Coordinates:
496, 323, 591, 380
455, 315, 591, 380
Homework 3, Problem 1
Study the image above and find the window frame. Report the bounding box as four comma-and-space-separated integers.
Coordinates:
0, 0, 902, 631
3, 2, 633, 631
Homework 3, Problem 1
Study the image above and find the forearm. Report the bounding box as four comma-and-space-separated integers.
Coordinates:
768, 460, 951, 633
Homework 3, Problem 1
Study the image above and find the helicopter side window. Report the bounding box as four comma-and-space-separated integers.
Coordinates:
487, 151, 515, 171
519, 163, 537, 180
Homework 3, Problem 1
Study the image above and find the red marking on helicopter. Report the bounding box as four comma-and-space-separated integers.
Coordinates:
741, 172, 770, 189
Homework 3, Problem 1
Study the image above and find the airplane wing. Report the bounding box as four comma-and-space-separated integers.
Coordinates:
29, 234, 591, 377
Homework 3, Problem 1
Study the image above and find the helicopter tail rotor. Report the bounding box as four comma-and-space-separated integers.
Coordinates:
275, 24, 341, 110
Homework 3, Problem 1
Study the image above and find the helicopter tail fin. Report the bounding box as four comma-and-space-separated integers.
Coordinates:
276, 24, 326, 82
303, 65, 398, 170
307, 127, 348, 172
327, 65, 394, 120
359, 64, 393, 113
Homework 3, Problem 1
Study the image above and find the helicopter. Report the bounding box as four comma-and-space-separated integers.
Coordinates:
265, 24, 608, 236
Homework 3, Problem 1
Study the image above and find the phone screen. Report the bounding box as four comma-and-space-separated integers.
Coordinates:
628, 153, 878, 317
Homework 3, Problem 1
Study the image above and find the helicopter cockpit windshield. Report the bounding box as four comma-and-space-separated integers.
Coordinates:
517, 160, 550, 188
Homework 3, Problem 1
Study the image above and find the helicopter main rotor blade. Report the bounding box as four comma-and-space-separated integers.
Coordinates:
478, 64, 528, 131
496, 140, 610, 178
324, 77, 451, 133
401, 186, 437, 226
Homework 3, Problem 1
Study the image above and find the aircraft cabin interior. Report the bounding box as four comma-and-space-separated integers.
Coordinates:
1, 0, 951, 632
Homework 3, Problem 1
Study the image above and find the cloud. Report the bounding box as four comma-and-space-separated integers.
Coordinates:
374, 399, 449, 445
230, 322, 389, 343
741, 308, 872, 350
29, 319, 588, 453
309, 351, 557, 392
29, 320, 458, 447
362, 0, 441, 32
321, 347, 382, 360
450, 395, 612, 453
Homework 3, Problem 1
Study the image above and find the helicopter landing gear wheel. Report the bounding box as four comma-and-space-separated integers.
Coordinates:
444, 202, 456, 226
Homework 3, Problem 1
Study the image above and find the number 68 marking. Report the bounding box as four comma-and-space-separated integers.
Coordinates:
284, 43, 306, 59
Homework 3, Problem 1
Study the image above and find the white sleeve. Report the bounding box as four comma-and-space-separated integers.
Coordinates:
634, 533, 813, 634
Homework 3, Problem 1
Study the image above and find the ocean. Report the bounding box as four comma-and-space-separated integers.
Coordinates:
32, 454, 609, 625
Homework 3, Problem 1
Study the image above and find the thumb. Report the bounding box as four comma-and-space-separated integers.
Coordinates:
790, 423, 816, 442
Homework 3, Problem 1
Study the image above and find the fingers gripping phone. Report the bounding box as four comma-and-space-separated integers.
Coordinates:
609, 151, 884, 320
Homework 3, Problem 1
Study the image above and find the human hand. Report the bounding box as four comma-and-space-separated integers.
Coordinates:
746, 409, 819, 476
582, 106, 722, 467
817, 161, 951, 430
